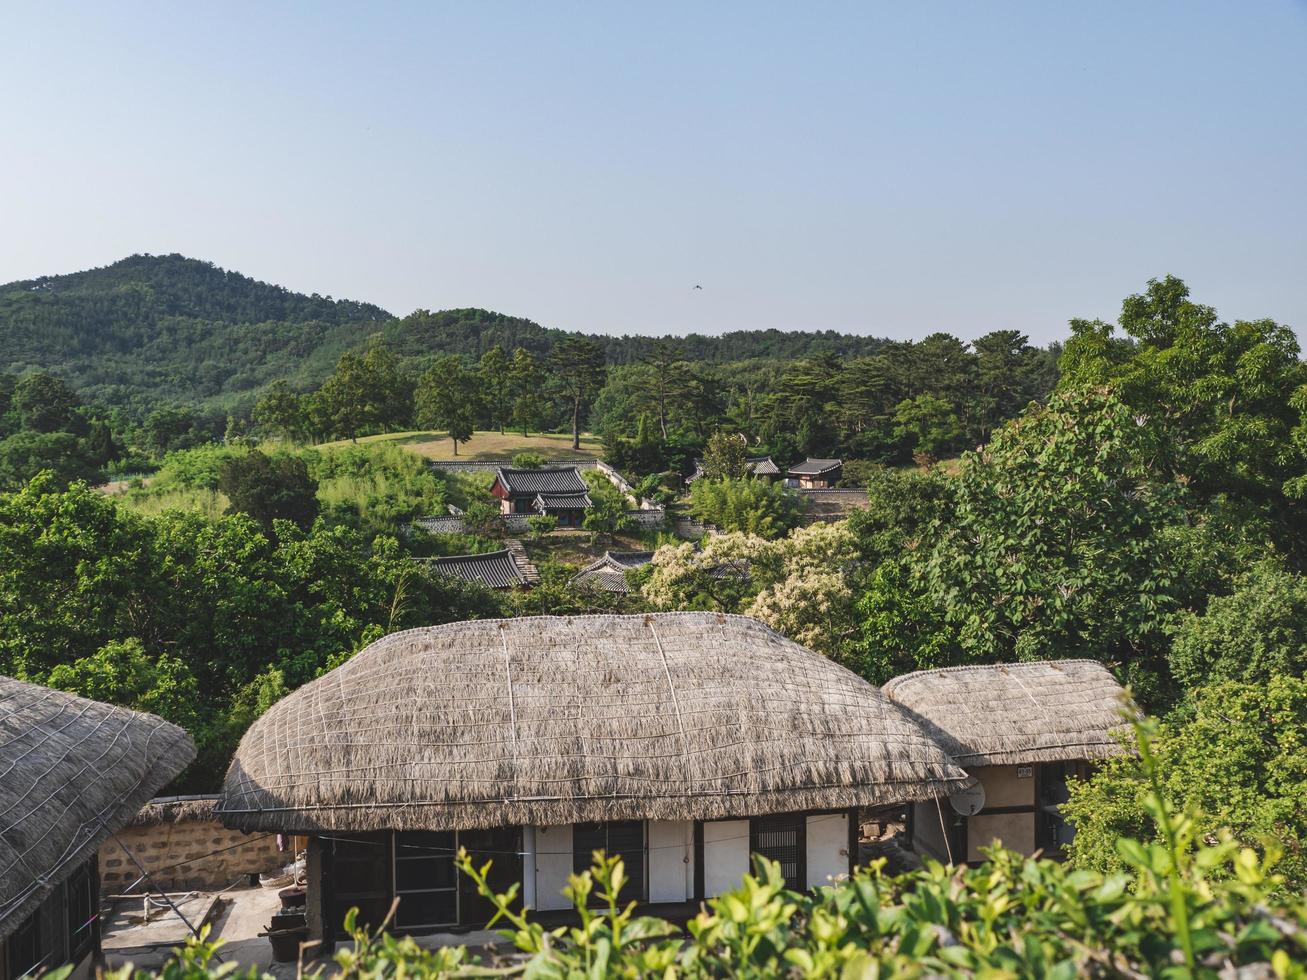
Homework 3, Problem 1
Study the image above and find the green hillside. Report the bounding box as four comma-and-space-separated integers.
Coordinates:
0, 254, 391, 412
0, 253, 892, 414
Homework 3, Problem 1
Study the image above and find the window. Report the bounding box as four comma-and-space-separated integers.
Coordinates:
573, 821, 646, 903
750, 814, 806, 890
393, 832, 458, 930
1037, 762, 1090, 855
65, 860, 96, 962
6, 908, 42, 979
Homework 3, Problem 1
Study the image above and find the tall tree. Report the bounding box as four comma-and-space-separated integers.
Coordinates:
253, 380, 307, 441
700, 431, 751, 481
478, 345, 512, 434
12, 372, 84, 434
415, 355, 481, 455
639, 340, 691, 440
508, 348, 546, 437
549, 337, 606, 450
311, 345, 412, 441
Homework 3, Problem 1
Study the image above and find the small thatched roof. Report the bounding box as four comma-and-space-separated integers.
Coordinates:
569, 551, 654, 594
883, 660, 1134, 767
128, 796, 220, 827
0, 677, 196, 941
216, 613, 970, 833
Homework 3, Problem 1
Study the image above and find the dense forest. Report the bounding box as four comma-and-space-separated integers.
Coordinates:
0, 254, 959, 418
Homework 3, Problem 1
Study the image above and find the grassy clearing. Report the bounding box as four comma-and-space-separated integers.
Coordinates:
117, 487, 229, 520
317, 430, 603, 460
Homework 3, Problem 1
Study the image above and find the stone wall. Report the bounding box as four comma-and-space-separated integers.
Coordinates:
99, 801, 285, 893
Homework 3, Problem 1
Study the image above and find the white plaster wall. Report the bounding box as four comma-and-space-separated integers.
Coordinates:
521, 826, 537, 910
805, 813, 849, 888
703, 820, 749, 897
533, 824, 574, 911
647, 820, 692, 903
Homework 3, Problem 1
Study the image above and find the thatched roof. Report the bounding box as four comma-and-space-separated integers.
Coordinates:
128, 796, 220, 827
569, 551, 654, 593
0, 677, 195, 941
216, 614, 970, 833
882, 660, 1134, 767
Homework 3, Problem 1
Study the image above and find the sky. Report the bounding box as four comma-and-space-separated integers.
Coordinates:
2, 2, 1305, 344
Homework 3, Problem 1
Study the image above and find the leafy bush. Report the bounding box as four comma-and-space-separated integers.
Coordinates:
1064, 676, 1307, 892
1168, 560, 1307, 687
687, 476, 802, 538
511, 451, 547, 469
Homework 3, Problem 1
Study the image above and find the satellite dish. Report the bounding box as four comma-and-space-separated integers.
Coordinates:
948, 783, 986, 816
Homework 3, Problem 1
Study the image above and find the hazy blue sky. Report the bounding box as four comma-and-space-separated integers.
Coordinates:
3, 2, 1305, 343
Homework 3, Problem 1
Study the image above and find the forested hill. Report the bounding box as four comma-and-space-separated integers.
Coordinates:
381, 309, 889, 364
0, 254, 392, 412
0, 253, 890, 413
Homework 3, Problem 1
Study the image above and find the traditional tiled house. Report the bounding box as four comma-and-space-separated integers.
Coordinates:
568, 551, 654, 594
489, 468, 592, 527
423, 549, 535, 590
787, 458, 843, 489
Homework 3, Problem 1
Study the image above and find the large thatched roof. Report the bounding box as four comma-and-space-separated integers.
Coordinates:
883, 660, 1133, 767
0, 677, 196, 941
216, 613, 970, 833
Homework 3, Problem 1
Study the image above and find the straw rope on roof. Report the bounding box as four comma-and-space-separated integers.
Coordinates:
569, 551, 654, 593
0, 676, 196, 942
128, 796, 220, 827
215, 613, 970, 833
882, 660, 1134, 767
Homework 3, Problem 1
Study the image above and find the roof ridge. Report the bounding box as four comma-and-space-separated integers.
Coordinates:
883, 658, 1113, 693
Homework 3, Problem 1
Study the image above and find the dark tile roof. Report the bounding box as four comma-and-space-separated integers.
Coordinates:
495, 467, 589, 495
534, 492, 593, 511
569, 551, 654, 594
427, 549, 527, 589
788, 457, 843, 475
749, 456, 781, 476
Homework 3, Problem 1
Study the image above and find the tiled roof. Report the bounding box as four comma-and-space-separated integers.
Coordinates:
534, 492, 593, 511
495, 467, 589, 495
427, 549, 527, 589
749, 456, 781, 475
788, 457, 843, 475
569, 551, 654, 594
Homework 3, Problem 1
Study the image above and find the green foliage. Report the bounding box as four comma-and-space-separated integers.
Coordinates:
1064, 677, 1307, 892
688, 476, 802, 538
477, 344, 512, 434
0, 476, 499, 787
1059, 275, 1307, 561
0, 431, 100, 488
525, 514, 558, 540
46, 638, 201, 735
252, 379, 307, 440
414, 354, 481, 454
924, 387, 1183, 670
700, 430, 751, 481
1168, 559, 1307, 687
308, 443, 449, 535
508, 347, 546, 437
308, 346, 412, 441
582, 470, 634, 540
549, 336, 606, 449
892, 392, 962, 460
218, 450, 319, 530
510, 451, 546, 469
12, 372, 85, 434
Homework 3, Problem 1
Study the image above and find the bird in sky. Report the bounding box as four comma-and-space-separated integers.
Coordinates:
693, 284, 702, 290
